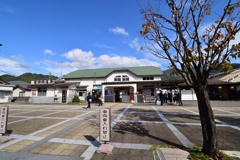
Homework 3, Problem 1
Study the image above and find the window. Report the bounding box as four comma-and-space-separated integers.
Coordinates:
114, 75, 129, 81
19, 91, 25, 97
114, 75, 121, 81
143, 77, 154, 80
122, 75, 129, 81
79, 89, 87, 96
38, 88, 47, 96
105, 89, 112, 95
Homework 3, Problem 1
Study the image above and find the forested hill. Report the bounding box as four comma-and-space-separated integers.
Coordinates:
0, 73, 58, 83
209, 63, 240, 75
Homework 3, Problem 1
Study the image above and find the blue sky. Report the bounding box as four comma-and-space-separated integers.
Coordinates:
0, 0, 239, 77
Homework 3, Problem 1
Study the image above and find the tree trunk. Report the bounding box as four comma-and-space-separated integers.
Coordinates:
194, 86, 220, 159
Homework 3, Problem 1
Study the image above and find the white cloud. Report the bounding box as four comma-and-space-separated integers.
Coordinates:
96, 55, 160, 68
1, 48, 163, 77
93, 43, 115, 50
129, 38, 141, 51
62, 48, 96, 68
109, 27, 129, 36
44, 49, 56, 56
0, 57, 29, 76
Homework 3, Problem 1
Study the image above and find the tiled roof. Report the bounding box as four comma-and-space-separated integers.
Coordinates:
62, 66, 163, 79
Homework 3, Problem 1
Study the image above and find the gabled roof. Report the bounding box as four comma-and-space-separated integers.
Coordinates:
62, 66, 163, 79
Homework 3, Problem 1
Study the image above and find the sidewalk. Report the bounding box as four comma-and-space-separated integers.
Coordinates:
0, 102, 239, 159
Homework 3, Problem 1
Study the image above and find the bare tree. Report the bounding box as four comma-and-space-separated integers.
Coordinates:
139, 0, 240, 159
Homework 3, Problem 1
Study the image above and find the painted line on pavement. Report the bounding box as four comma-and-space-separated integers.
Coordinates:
178, 107, 198, 115
178, 106, 240, 131
0, 105, 104, 150
214, 108, 240, 116
152, 106, 195, 149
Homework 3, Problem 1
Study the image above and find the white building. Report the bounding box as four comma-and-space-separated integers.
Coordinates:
0, 80, 14, 103
27, 66, 201, 104
62, 66, 165, 103
28, 79, 79, 103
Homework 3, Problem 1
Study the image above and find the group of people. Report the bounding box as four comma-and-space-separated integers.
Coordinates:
156, 90, 182, 106
86, 93, 103, 110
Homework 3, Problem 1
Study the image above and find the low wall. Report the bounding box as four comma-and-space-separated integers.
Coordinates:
29, 97, 59, 103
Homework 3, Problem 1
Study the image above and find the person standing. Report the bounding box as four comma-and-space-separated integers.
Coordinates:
178, 91, 182, 106
86, 92, 92, 110
158, 90, 164, 105
168, 91, 172, 104
164, 92, 168, 103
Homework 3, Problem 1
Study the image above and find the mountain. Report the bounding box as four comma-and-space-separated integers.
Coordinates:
0, 73, 58, 83
162, 63, 240, 79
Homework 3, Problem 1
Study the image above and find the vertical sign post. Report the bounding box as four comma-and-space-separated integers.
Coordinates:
99, 108, 111, 142
0, 106, 9, 135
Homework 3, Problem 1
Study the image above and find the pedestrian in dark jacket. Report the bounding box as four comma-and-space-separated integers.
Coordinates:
168, 91, 172, 103
158, 90, 163, 105
86, 92, 92, 110
178, 91, 182, 106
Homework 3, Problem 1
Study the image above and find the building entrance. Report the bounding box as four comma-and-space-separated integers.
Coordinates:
114, 87, 130, 102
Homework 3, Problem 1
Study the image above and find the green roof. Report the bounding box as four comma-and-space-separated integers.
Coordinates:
8, 81, 29, 85
63, 66, 163, 79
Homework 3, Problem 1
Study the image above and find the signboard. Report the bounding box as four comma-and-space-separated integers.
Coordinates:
0, 106, 9, 134
99, 108, 111, 142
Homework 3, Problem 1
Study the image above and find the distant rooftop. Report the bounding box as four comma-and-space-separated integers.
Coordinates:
8, 81, 29, 85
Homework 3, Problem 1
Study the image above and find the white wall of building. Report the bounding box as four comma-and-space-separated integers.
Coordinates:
13, 88, 32, 97
0, 85, 13, 103
47, 88, 55, 97
181, 89, 197, 100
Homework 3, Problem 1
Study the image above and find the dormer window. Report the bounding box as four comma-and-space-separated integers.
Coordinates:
114, 75, 121, 81
122, 75, 129, 81
114, 75, 129, 81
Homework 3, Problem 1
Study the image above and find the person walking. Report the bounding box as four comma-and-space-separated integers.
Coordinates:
98, 95, 103, 106
86, 92, 92, 110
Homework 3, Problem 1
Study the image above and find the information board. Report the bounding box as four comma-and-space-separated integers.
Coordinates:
0, 106, 9, 134
99, 108, 111, 142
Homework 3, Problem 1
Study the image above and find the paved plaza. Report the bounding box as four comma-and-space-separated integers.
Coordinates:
0, 101, 239, 160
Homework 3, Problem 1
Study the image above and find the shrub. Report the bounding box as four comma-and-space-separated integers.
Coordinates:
72, 95, 80, 103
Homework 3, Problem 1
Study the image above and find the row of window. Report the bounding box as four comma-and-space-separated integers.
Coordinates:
114, 75, 129, 81
114, 75, 154, 81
